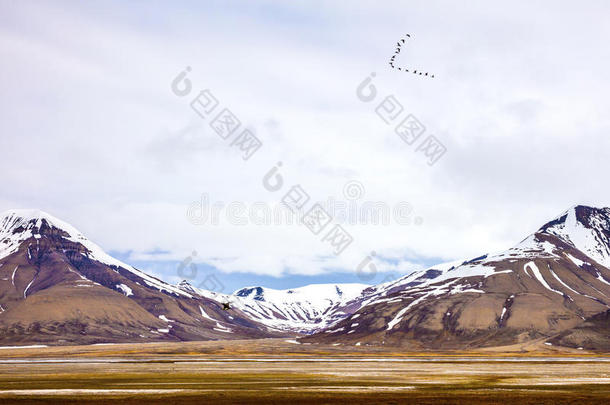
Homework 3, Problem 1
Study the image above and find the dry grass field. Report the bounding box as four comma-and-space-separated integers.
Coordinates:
0, 339, 609, 404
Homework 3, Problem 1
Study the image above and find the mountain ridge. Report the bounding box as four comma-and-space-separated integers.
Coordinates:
231, 283, 370, 332
300, 205, 610, 349
2, 205, 610, 350
0, 209, 281, 345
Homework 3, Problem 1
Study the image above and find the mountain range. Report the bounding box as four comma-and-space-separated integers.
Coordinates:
1, 206, 610, 350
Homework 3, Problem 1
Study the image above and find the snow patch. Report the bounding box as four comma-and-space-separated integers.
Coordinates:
565, 253, 587, 268
484, 269, 513, 278
158, 315, 174, 323
213, 322, 232, 333
547, 265, 579, 294
386, 306, 410, 330
199, 306, 215, 321
595, 272, 610, 286
23, 275, 36, 298
11, 266, 18, 286
449, 284, 485, 294
524, 262, 562, 295
116, 284, 133, 297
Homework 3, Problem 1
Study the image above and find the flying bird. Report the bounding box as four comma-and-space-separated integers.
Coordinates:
222, 302, 231, 311
387, 33, 434, 79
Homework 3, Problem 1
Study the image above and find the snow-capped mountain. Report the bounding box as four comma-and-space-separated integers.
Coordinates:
231, 284, 369, 332
0, 209, 190, 298
540, 205, 610, 268
173, 281, 370, 333
3, 205, 610, 350
303, 205, 610, 350
0, 209, 279, 345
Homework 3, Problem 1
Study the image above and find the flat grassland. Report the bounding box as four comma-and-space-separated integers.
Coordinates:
0, 339, 609, 404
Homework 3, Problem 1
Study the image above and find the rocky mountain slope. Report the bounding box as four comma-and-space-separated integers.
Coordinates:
0, 209, 280, 345
302, 205, 610, 350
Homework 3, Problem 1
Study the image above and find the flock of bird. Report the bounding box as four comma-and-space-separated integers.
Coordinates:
389, 34, 434, 78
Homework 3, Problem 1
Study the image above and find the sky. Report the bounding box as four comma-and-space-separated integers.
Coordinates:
1, 0, 610, 293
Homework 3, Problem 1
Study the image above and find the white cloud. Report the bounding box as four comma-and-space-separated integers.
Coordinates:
1, 0, 609, 282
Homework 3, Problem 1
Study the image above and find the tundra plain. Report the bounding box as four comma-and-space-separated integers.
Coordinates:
0, 339, 609, 404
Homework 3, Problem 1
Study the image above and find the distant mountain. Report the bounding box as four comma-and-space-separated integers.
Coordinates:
231, 284, 369, 333
301, 205, 610, 350
0, 209, 278, 345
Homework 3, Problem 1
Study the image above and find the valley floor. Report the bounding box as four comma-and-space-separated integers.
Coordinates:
0, 339, 610, 404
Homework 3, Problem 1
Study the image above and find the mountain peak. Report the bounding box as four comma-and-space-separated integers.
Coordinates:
1, 209, 75, 235
0, 209, 193, 299
538, 205, 610, 268
540, 205, 610, 229
0, 209, 78, 261
1, 208, 111, 263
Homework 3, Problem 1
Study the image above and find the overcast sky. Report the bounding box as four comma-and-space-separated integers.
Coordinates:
1, 0, 609, 292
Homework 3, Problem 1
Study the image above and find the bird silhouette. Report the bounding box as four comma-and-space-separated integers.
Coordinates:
222, 302, 231, 311
387, 34, 434, 79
